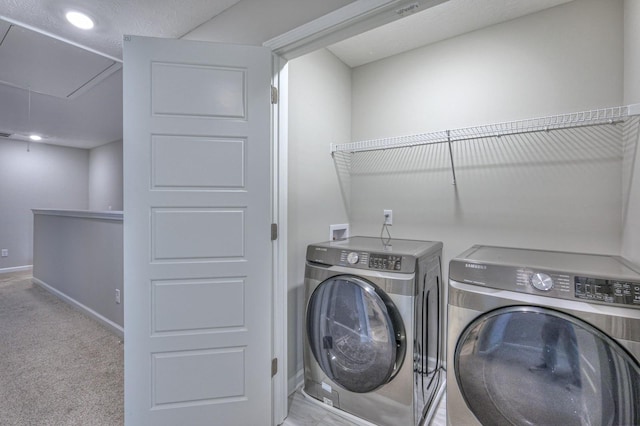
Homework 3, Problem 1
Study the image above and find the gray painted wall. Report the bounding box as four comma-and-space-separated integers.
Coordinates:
287, 0, 631, 390
32, 211, 123, 331
0, 139, 89, 271
89, 140, 123, 211
622, 0, 640, 264
0, 138, 123, 272
348, 0, 624, 278
287, 48, 351, 391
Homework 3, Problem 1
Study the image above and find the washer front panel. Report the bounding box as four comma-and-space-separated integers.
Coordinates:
306, 275, 406, 393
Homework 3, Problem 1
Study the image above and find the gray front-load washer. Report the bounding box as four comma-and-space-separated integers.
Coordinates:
303, 236, 445, 426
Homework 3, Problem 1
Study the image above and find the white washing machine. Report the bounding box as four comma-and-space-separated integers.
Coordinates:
447, 245, 640, 426
303, 236, 445, 426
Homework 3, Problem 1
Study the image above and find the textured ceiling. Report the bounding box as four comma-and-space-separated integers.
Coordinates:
0, 69, 122, 149
0, 0, 242, 59
0, 0, 357, 149
328, 0, 575, 67
0, 0, 578, 149
0, 22, 120, 99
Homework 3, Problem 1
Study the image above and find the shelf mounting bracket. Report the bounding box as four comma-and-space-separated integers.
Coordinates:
447, 130, 457, 185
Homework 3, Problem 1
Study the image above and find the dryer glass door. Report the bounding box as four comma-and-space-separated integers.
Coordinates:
455, 306, 640, 426
306, 275, 405, 393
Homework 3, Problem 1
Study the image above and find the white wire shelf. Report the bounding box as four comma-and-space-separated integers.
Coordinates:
330, 104, 640, 155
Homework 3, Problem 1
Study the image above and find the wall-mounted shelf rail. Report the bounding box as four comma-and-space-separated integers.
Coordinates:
330, 104, 640, 185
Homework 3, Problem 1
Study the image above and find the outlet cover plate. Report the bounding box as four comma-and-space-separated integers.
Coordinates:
329, 224, 349, 241
384, 210, 393, 225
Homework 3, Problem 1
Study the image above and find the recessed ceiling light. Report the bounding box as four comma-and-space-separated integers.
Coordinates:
66, 11, 94, 30
29, 134, 42, 141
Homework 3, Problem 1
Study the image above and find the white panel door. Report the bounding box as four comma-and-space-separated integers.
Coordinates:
123, 36, 272, 425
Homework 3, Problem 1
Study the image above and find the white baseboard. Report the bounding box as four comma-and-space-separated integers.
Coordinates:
288, 368, 305, 396
32, 277, 124, 339
0, 265, 33, 274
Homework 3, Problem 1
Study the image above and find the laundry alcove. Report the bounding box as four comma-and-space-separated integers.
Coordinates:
286, 0, 640, 411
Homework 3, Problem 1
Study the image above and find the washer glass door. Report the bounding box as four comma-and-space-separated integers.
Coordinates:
455, 306, 640, 426
306, 275, 405, 393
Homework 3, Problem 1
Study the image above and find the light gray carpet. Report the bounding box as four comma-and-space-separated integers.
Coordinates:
0, 270, 124, 425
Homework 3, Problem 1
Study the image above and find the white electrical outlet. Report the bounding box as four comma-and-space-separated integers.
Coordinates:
1, 249, 7, 257
384, 210, 393, 225
115, 289, 121, 304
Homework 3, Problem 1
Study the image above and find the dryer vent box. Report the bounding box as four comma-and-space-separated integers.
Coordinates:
329, 224, 349, 241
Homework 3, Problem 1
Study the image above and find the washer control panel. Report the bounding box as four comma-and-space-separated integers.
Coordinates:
335, 250, 409, 273
575, 276, 640, 306
339, 250, 369, 266
515, 269, 571, 294
369, 254, 402, 271
338, 251, 402, 271
530, 272, 554, 291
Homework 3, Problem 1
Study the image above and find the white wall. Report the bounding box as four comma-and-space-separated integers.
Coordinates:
0, 139, 89, 271
351, 0, 623, 140
348, 0, 625, 276
287, 48, 351, 392
622, 0, 640, 264
89, 140, 123, 211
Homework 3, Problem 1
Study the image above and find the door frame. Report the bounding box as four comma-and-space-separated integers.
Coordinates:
264, 0, 448, 60
271, 54, 289, 425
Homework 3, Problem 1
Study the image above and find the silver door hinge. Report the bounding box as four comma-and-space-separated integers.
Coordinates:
271, 86, 278, 104
271, 223, 278, 241
271, 358, 278, 377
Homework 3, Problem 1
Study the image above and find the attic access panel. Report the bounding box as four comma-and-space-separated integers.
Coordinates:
0, 21, 120, 99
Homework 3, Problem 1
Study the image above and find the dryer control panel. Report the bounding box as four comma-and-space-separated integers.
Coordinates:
575, 276, 640, 306
449, 245, 640, 310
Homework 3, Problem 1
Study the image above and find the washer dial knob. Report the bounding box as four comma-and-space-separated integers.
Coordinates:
531, 273, 554, 291
347, 252, 359, 264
